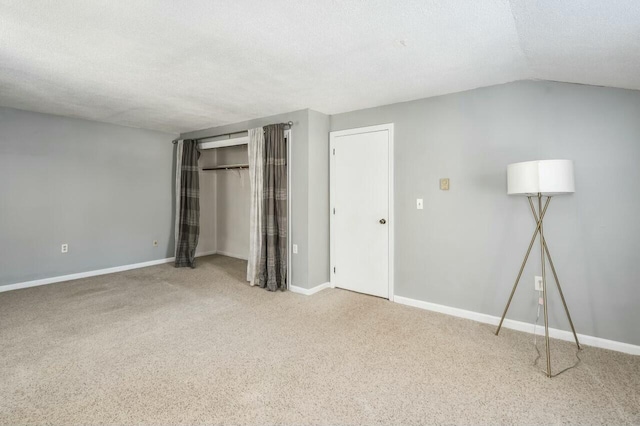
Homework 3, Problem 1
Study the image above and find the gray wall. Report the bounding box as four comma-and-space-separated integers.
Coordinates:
307, 110, 331, 286
331, 81, 640, 346
181, 110, 311, 288
0, 107, 177, 287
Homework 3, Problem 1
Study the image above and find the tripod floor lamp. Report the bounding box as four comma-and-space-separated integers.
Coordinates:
495, 159, 580, 378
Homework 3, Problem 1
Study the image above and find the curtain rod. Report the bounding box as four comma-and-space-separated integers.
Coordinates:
172, 121, 293, 144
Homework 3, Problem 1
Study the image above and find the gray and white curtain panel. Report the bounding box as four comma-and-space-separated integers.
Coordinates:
247, 128, 264, 285
174, 140, 201, 268
247, 124, 287, 291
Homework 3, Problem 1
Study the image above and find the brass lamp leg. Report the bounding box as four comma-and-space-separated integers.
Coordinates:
538, 193, 552, 377
495, 196, 551, 335
497, 194, 580, 378
544, 247, 581, 349
528, 198, 581, 350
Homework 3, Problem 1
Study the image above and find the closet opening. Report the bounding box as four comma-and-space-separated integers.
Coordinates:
195, 126, 292, 291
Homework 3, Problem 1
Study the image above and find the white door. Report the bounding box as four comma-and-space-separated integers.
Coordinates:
330, 124, 393, 299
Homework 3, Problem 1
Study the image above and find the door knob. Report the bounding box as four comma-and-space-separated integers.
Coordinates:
379, 218, 386, 224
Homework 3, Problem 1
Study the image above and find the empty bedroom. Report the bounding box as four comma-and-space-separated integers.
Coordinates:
1, 1, 639, 425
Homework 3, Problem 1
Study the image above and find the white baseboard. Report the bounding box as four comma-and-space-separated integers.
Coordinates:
195, 250, 218, 257
1, 257, 175, 293
393, 295, 640, 356
215, 250, 248, 261
0, 250, 220, 294
290, 282, 331, 296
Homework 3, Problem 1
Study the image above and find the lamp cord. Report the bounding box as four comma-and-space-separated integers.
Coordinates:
532, 289, 582, 377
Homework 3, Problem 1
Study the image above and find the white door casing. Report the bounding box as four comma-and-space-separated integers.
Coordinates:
330, 124, 394, 300
286, 129, 291, 289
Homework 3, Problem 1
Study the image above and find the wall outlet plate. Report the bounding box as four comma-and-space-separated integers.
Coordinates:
61, 243, 68, 253
293, 244, 298, 254
535, 275, 544, 291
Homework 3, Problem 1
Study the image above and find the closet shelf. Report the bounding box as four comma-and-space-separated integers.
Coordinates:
202, 163, 249, 171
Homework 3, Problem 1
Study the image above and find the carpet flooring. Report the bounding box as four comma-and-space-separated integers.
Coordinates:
1, 255, 638, 425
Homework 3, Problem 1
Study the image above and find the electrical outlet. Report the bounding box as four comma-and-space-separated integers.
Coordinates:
61, 243, 68, 253
416, 198, 423, 209
534, 276, 544, 291
153, 240, 158, 247
293, 244, 298, 254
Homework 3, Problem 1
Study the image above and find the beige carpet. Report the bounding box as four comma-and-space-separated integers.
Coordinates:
1, 255, 638, 425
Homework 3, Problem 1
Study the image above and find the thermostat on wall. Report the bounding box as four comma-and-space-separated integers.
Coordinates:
440, 178, 450, 191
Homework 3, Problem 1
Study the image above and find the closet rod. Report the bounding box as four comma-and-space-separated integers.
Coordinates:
202, 164, 249, 171
172, 121, 293, 144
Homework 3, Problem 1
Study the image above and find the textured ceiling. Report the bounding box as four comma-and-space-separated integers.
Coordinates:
1, 0, 639, 133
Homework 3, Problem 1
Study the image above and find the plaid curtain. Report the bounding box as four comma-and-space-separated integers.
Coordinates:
256, 124, 287, 291
175, 140, 200, 268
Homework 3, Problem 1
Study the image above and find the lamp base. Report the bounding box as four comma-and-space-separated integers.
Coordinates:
495, 193, 580, 378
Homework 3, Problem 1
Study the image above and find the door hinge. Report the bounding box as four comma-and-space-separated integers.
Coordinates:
333, 148, 335, 155
333, 267, 336, 273
333, 207, 335, 215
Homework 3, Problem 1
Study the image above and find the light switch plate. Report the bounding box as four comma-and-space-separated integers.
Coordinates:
293, 244, 298, 254
416, 198, 423, 209
440, 178, 450, 191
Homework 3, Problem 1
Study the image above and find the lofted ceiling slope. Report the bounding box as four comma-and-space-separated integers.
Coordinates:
1, 0, 639, 133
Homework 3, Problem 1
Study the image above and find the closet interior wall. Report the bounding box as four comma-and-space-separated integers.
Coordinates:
198, 145, 250, 260
197, 149, 217, 257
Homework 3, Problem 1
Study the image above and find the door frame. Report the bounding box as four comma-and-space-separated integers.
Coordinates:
329, 123, 394, 301
286, 128, 292, 289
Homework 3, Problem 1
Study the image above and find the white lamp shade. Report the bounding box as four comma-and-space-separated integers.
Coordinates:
507, 160, 575, 195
